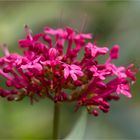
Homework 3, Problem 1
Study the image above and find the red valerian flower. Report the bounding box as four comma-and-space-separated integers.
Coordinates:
0, 25, 137, 116
86, 42, 109, 57
63, 64, 84, 81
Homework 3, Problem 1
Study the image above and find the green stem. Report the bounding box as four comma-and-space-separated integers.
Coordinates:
53, 102, 60, 139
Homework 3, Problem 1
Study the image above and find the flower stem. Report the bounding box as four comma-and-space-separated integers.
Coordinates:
53, 102, 60, 139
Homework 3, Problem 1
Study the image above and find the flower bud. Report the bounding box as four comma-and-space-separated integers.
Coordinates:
48, 48, 57, 60
110, 44, 120, 59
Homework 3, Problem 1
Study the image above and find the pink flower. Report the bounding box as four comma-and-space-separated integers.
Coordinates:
86, 43, 109, 57
90, 65, 111, 80
107, 64, 127, 78
44, 27, 67, 38
63, 64, 84, 81
21, 57, 43, 72
40, 48, 61, 66
116, 83, 132, 98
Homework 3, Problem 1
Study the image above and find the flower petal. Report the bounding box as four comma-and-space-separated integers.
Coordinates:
64, 67, 70, 79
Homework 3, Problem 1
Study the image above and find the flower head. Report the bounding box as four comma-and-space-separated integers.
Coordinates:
0, 25, 137, 116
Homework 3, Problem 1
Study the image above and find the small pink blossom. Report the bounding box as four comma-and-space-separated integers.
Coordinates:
90, 65, 111, 80
86, 42, 109, 57
116, 83, 132, 98
107, 64, 127, 78
44, 27, 67, 38
63, 64, 84, 81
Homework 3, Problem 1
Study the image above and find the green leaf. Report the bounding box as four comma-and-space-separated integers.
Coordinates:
65, 111, 87, 140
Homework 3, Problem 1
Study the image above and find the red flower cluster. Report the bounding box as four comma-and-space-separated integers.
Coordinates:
0, 25, 136, 116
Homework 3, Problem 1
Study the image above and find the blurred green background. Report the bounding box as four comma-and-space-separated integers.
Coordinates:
0, 0, 140, 139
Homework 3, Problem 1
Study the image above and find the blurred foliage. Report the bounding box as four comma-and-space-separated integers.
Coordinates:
65, 111, 87, 140
0, 0, 140, 139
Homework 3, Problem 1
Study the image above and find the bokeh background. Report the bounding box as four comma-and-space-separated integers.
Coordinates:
0, 0, 140, 139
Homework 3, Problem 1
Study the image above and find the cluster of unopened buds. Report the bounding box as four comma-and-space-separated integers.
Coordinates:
0, 25, 137, 116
